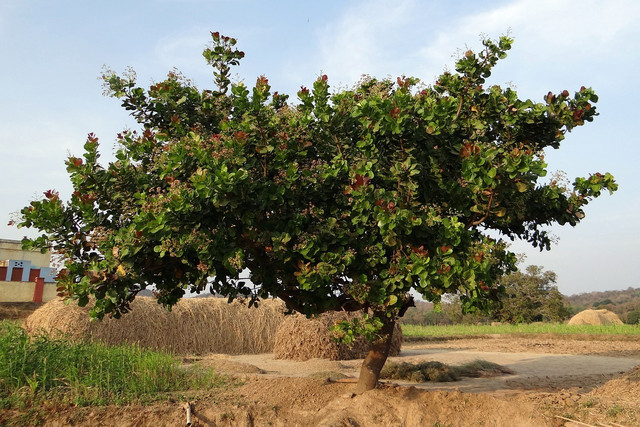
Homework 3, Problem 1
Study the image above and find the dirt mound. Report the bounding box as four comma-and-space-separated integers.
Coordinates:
589, 365, 640, 402
229, 378, 546, 426
9, 378, 548, 426
568, 309, 623, 325
25, 297, 285, 355
273, 311, 403, 361
544, 365, 640, 426
186, 356, 267, 375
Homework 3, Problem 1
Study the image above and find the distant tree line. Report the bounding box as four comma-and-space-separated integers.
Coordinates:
402, 266, 640, 325
567, 287, 640, 324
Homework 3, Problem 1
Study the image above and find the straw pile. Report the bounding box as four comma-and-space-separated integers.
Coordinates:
568, 309, 623, 326
25, 297, 285, 355
273, 311, 403, 361
589, 365, 640, 403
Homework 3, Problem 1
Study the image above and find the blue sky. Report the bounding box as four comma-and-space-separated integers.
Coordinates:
1, 0, 638, 295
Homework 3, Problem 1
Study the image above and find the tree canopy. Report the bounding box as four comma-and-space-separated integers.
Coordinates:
494, 265, 570, 323
18, 32, 616, 391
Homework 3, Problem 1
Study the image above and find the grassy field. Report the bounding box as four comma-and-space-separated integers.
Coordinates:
0, 321, 229, 411
401, 322, 640, 338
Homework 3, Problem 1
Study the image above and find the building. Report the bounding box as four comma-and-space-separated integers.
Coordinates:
0, 239, 57, 303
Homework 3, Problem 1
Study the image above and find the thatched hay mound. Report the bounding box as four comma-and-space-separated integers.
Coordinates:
568, 309, 623, 326
25, 297, 285, 355
273, 312, 403, 361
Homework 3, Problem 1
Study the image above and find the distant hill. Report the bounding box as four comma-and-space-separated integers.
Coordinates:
401, 287, 640, 325
566, 287, 640, 324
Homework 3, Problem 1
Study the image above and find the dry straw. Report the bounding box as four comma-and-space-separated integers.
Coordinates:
273, 311, 403, 361
567, 309, 623, 326
25, 297, 285, 355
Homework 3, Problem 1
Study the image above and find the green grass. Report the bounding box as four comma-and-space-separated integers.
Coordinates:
0, 321, 228, 410
401, 322, 640, 338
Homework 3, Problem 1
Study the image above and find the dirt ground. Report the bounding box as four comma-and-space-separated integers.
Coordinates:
0, 302, 42, 320
4, 334, 639, 426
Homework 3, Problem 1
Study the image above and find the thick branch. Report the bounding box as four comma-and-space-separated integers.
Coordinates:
277, 289, 364, 315
398, 294, 415, 318
277, 291, 305, 313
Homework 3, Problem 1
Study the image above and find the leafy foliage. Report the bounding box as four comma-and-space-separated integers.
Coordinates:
493, 265, 570, 323
627, 308, 640, 325
19, 33, 615, 332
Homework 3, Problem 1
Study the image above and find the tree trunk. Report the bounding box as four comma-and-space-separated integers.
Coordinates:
355, 318, 396, 393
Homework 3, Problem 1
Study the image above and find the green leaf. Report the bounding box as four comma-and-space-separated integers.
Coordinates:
78, 295, 89, 307
516, 182, 527, 192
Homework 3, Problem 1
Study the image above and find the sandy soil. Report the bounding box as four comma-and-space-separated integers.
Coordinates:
206, 345, 638, 395
3, 335, 640, 426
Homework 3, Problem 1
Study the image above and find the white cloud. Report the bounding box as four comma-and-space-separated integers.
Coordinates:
419, 0, 640, 86
306, 0, 427, 88
153, 27, 213, 78
311, 0, 640, 91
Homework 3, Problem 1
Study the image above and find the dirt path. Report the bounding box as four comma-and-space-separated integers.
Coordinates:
211, 342, 640, 394
393, 347, 639, 393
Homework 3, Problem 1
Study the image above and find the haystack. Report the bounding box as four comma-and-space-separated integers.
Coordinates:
568, 309, 623, 326
273, 311, 403, 361
25, 297, 285, 355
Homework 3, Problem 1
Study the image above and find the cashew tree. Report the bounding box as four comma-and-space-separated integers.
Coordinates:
19, 33, 616, 392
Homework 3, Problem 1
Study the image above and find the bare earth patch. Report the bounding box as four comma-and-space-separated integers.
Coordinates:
3, 335, 640, 426
409, 334, 640, 358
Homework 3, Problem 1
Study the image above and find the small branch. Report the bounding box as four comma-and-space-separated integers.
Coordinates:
333, 135, 343, 156
455, 97, 463, 119
466, 189, 494, 229
183, 402, 192, 426
326, 378, 357, 384
277, 291, 305, 313
553, 416, 596, 427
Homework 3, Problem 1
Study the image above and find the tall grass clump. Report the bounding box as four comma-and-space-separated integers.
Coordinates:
0, 321, 226, 408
